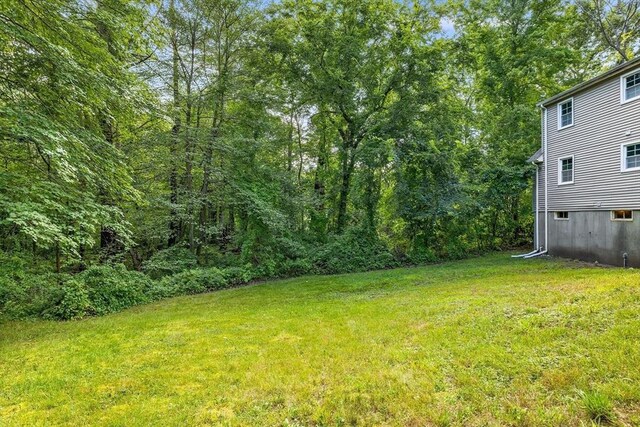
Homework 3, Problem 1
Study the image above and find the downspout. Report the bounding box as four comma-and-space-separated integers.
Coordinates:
513, 104, 548, 259
534, 163, 539, 250
522, 106, 549, 259
543, 105, 549, 254
513, 109, 545, 259
536, 103, 543, 251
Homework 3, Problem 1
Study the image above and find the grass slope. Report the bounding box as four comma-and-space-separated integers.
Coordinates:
1, 254, 640, 426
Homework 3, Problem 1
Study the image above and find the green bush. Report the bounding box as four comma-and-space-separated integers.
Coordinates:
312, 229, 398, 274
159, 268, 229, 296
78, 265, 154, 316
275, 258, 315, 277
406, 246, 438, 264
250, 259, 278, 279
0, 264, 155, 320
0, 251, 29, 276
142, 247, 198, 278
0, 230, 455, 322
273, 237, 309, 260
222, 266, 254, 286
0, 273, 66, 319
197, 246, 244, 269
49, 279, 90, 320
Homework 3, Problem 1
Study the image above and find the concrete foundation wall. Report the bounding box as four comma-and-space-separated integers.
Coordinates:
547, 210, 640, 267
534, 211, 546, 251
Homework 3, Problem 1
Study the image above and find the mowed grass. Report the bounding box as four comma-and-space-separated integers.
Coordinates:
2, 254, 640, 426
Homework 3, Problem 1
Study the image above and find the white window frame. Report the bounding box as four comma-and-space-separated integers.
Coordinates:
554, 211, 569, 221
611, 210, 633, 222
620, 69, 640, 104
620, 141, 640, 172
557, 98, 574, 130
558, 155, 574, 185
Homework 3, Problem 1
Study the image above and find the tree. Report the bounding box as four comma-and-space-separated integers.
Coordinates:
0, 0, 149, 270
1, 0, 630, 276
265, 0, 439, 233
448, 0, 588, 248
578, 0, 640, 62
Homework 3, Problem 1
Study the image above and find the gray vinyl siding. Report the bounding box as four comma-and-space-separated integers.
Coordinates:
546, 70, 640, 211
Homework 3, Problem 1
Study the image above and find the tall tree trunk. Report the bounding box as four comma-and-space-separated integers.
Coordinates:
363, 166, 380, 233
296, 113, 303, 185
311, 115, 329, 239
95, 4, 123, 260
168, 4, 181, 247
199, 61, 227, 249
185, 109, 194, 250
200, 123, 217, 248
511, 198, 521, 244
55, 243, 61, 274
183, 22, 198, 251
287, 105, 294, 172
336, 142, 356, 234
99, 116, 123, 260
184, 88, 194, 251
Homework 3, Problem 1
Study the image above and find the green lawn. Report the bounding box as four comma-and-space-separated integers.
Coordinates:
2, 254, 640, 426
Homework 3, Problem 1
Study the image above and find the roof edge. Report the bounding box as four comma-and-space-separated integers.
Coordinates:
527, 148, 543, 164
538, 56, 640, 108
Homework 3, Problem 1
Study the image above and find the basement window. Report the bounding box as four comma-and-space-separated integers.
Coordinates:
554, 211, 569, 220
611, 210, 633, 221
557, 98, 573, 129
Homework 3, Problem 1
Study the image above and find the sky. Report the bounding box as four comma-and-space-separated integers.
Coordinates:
440, 16, 456, 37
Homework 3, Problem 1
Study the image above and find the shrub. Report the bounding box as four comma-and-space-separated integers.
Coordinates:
0, 250, 29, 277
48, 279, 91, 320
407, 246, 438, 264
76, 265, 154, 316
142, 247, 198, 278
312, 229, 398, 274
0, 264, 156, 320
222, 266, 254, 286
273, 237, 309, 260
250, 259, 278, 280
197, 246, 244, 269
0, 273, 66, 319
159, 268, 228, 296
275, 258, 315, 277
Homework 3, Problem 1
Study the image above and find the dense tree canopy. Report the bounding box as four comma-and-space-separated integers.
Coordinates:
1, 0, 639, 276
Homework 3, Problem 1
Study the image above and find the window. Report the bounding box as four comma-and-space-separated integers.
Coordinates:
622, 71, 640, 103
558, 156, 574, 184
622, 142, 640, 171
557, 99, 573, 129
611, 210, 633, 221
555, 211, 569, 220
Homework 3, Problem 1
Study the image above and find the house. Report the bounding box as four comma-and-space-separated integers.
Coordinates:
528, 57, 640, 267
